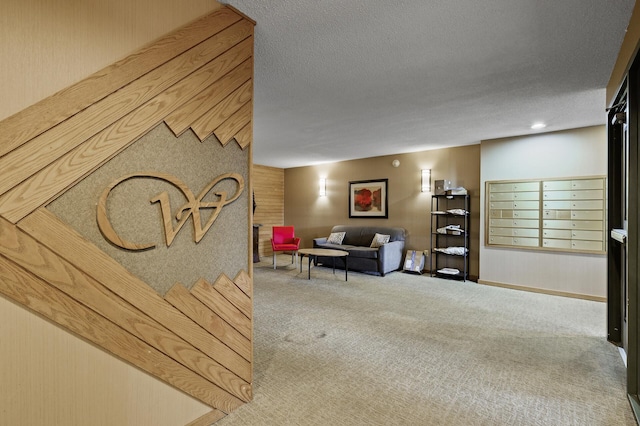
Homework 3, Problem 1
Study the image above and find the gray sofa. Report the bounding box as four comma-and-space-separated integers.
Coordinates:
312, 225, 406, 276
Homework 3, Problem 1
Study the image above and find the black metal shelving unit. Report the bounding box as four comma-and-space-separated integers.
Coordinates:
429, 194, 469, 281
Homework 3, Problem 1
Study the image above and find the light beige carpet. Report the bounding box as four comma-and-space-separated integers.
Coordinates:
218, 256, 636, 425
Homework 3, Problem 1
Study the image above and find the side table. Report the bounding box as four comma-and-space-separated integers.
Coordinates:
298, 248, 349, 281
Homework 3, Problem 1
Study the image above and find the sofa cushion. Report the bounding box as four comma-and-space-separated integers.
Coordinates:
327, 231, 346, 245
370, 233, 390, 248
330, 225, 405, 246
347, 247, 379, 259
317, 243, 355, 251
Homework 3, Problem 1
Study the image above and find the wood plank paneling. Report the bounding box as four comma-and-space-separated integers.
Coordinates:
165, 283, 251, 363
0, 7, 238, 157
188, 80, 253, 140
0, 255, 243, 413
233, 270, 253, 296
213, 274, 252, 319
0, 38, 255, 224
0, 8, 256, 423
0, 20, 253, 199
186, 410, 227, 426
212, 101, 253, 145
0, 293, 214, 426
191, 79, 252, 141
18, 209, 252, 401
164, 43, 253, 137
235, 122, 253, 149
191, 279, 252, 339
253, 165, 285, 258
2, 215, 247, 395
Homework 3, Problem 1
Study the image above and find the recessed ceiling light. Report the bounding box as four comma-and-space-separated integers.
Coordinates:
531, 122, 546, 130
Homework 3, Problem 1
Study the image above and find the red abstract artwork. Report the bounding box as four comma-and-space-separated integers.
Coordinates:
354, 187, 382, 211
349, 179, 388, 218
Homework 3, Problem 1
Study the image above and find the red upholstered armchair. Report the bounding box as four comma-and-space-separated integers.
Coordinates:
271, 226, 301, 269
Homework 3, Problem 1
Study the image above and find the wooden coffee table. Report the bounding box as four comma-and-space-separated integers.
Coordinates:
298, 248, 349, 281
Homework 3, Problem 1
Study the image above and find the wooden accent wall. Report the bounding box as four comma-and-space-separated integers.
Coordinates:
0, 7, 254, 424
253, 164, 285, 258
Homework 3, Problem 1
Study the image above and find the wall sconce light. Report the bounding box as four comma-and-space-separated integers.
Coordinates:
421, 169, 431, 192
319, 178, 327, 196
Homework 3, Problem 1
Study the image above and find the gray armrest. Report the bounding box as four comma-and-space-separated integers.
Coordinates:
313, 237, 328, 247
379, 240, 405, 272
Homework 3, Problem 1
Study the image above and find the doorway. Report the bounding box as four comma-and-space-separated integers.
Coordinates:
607, 82, 628, 355
608, 57, 640, 418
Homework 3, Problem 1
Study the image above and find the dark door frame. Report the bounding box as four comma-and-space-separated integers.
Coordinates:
610, 54, 640, 419
607, 82, 625, 348
629, 56, 640, 416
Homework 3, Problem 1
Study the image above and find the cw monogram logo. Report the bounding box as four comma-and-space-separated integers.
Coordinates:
97, 172, 244, 251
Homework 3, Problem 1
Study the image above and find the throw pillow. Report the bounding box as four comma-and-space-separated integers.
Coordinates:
327, 232, 346, 245
370, 233, 390, 248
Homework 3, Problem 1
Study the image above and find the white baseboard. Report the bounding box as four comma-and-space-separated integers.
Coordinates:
619, 347, 628, 367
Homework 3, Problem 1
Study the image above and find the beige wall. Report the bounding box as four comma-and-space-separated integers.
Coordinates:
0, 295, 212, 426
480, 125, 607, 299
284, 145, 481, 278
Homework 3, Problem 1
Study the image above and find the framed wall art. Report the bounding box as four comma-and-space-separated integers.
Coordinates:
349, 178, 388, 218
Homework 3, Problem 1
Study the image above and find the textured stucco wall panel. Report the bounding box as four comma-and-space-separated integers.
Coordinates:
47, 123, 249, 295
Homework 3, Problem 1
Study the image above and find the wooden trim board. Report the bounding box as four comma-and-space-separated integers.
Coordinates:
477, 279, 606, 302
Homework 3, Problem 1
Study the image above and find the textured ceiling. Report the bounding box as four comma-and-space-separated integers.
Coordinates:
226, 0, 635, 168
